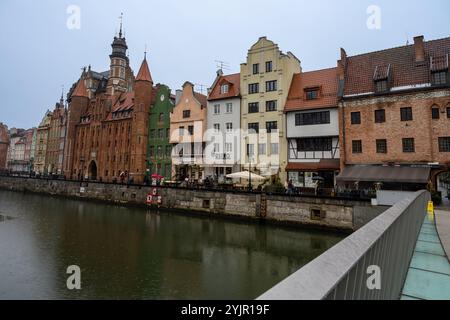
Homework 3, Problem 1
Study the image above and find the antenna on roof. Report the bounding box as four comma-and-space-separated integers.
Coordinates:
194, 83, 207, 94
215, 60, 231, 71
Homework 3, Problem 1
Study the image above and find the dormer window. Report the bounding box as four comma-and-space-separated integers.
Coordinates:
430, 55, 449, 85
305, 87, 319, 100
220, 84, 229, 94
432, 71, 448, 85
373, 64, 391, 93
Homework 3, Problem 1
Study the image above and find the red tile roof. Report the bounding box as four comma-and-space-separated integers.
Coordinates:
71, 78, 89, 98
136, 58, 153, 83
344, 37, 450, 96
207, 73, 240, 101
194, 91, 207, 107
285, 68, 338, 112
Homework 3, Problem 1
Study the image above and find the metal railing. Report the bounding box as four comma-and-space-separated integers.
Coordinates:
258, 190, 430, 300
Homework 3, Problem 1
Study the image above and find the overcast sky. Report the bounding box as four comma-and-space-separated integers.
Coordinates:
1, 0, 449, 129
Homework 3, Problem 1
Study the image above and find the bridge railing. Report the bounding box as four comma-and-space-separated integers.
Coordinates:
258, 190, 430, 300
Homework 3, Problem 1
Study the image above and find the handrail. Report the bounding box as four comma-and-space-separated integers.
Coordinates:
257, 190, 430, 300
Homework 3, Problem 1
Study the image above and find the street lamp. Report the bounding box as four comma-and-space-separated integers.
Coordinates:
246, 136, 252, 191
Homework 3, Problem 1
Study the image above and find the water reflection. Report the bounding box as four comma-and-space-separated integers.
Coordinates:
0, 190, 343, 299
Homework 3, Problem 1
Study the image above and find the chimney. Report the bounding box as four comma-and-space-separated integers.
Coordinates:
175, 89, 182, 105
414, 35, 425, 62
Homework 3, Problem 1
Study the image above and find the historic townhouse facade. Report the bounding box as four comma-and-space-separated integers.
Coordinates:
34, 111, 52, 174
170, 82, 207, 181
45, 97, 67, 174
285, 67, 340, 190
204, 70, 241, 181
240, 37, 301, 182
337, 36, 450, 191
64, 29, 154, 183
0, 123, 9, 170
147, 84, 175, 180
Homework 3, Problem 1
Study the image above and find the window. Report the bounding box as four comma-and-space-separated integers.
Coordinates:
150, 129, 156, 139
213, 143, 220, 153
266, 61, 273, 72
266, 121, 278, 133
183, 110, 191, 118
220, 84, 229, 94
305, 88, 319, 100
214, 104, 220, 115
266, 80, 277, 92
447, 107, 450, 118
158, 129, 164, 139
376, 139, 387, 154
352, 140, 362, 154
248, 123, 259, 134
253, 63, 259, 74
213, 124, 220, 133
159, 113, 164, 122
258, 143, 266, 155
401, 107, 413, 121
149, 146, 154, 157
402, 138, 415, 153
439, 137, 450, 152
165, 145, 172, 157
226, 123, 233, 132
297, 137, 332, 152
248, 102, 259, 113
226, 103, 232, 113
375, 109, 386, 123
432, 71, 448, 85
375, 80, 389, 93
179, 126, 185, 136
247, 144, 254, 157
432, 107, 440, 119
225, 143, 232, 153
295, 111, 330, 126
248, 83, 259, 94
266, 100, 277, 112
270, 143, 279, 155
188, 125, 194, 136
351, 112, 361, 125
157, 146, 163, 157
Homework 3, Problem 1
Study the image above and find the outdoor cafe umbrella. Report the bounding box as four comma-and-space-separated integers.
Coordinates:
226, 171, 266, 181
151, 174, 164, 180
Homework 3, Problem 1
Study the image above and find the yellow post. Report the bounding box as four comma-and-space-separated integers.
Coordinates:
427, 201, 435, 222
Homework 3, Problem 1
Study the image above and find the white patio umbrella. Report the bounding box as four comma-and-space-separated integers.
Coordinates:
226, 171, 266, 181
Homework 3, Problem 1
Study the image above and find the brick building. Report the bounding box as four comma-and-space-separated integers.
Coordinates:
337, 36, 450, 191
64, 28, 154, 183
0, 123, 9, 170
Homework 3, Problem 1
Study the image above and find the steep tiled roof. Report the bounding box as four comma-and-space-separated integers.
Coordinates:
344, 37, 450, 96
194, 92, 207, 107
285, 68, 338, 112
136, 58, 153, 82
71, 78, 89, 98
208, 73, 240, 101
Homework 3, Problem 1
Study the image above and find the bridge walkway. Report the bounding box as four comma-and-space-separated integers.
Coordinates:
401, 211, 450, 300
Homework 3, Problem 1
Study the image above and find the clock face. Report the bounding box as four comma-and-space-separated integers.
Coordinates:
160, 94, 165, 101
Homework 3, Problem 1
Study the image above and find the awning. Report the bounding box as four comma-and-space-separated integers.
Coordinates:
286, 159, 340, 171
336, 166, 431, 184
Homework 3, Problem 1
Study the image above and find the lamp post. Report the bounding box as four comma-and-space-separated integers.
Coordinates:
246, 136, 252, 191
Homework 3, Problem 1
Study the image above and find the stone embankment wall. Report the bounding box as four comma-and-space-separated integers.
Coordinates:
0, 176, 388, 231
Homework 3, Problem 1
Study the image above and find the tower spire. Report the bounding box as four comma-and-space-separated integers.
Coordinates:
119, 13, 123, 38
60, 85, 64, 106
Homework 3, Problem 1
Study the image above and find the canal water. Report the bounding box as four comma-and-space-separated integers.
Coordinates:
0, 190, 344, 300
